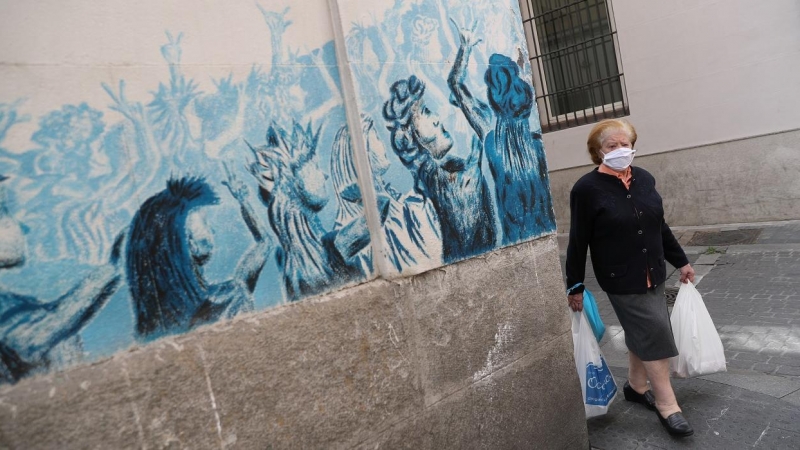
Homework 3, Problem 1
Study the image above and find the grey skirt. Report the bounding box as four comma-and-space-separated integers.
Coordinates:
606, 284, 679, 361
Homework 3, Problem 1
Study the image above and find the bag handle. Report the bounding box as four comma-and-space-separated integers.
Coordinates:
567, 282, 583, 295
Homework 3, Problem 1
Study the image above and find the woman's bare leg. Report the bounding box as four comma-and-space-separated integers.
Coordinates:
642, 358, 681, 417
627, 351, 649, 393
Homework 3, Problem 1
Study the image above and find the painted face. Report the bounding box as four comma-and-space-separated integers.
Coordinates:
411, 101, 453, 159
248, 148, 277, 196
257, 163, 276, 194
187, 211, 214, 267
296, 158, 329, 211
599, 130, 632, 157
0, 216, 25, 269
366, 127, 391, 175
362, 38, 380, 75
0, 181, 26, 269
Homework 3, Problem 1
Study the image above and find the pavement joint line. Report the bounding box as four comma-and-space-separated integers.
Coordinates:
698, 369, 800, 399
554, 219, 800, 239
726, 243, 800, 253
668, 218, 800, 232
780, 387, 800, 399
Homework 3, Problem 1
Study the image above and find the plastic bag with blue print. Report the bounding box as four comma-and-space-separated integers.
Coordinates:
571, 308, 618, 418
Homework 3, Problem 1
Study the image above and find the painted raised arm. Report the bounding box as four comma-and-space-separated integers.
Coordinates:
0, 100, 29, 144
102, 80, 172, 212
222, 161, 270, 244
447, 19, 491, 142
308, 48, 342, 124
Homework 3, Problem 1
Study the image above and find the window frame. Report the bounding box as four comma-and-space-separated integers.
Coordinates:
520, 0, 630, 132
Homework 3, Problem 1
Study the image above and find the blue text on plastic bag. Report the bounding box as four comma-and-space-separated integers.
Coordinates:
585, 356, 617, 405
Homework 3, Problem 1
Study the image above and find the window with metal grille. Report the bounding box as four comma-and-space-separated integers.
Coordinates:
519, 0, 629, 132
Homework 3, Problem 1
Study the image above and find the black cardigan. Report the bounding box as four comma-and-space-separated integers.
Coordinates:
565, 166, 689, 295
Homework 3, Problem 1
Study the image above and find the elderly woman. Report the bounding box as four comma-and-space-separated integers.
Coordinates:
565, 119, 696, 437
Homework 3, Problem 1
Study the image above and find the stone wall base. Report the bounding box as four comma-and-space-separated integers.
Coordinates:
0, 235, 587, 449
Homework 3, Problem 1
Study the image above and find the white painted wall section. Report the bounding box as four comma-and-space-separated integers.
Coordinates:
536, 0, 800, 170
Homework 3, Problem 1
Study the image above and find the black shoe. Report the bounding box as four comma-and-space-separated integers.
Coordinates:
656, 411, 694, 437
623, 381, 656, 411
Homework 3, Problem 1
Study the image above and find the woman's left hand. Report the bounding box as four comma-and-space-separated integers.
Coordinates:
679, 264, 695, 284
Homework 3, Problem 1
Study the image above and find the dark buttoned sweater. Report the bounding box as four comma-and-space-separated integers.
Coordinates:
565, 166, 689, 295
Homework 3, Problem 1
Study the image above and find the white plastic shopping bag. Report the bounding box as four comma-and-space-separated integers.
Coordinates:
572, 310, 617, 418
670, 281, 727, 378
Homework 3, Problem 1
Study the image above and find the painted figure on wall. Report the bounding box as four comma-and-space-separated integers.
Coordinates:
330, 125, 374, 276
0, 2, 375, 381
0, 0, 557, 382
333, 116, 443, 273
0, 174, 25, 270
484, 53, 556, 244
0, 101, 30, 177
365, 114, 444, 272
0, 176, 124, 384
342, 0, 557, 271
383, 23, 497, 264
149, 32, 202, 167
247, 122, 370, 301
19, 102, 118, 265
125, 175, 271, 341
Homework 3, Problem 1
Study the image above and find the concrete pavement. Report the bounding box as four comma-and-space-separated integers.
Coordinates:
559, 220, 800, 449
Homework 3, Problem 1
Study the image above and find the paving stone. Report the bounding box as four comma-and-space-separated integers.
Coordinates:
700, 370, 800, 398
733, 352, 771, 363
755, 223, 800, 245
770, 357, 800, 367
678, 231, 695, 246
695, 253, 721, 265
783, 388, 800, 408
775, 366, 800, 377
726, 359, 755, 371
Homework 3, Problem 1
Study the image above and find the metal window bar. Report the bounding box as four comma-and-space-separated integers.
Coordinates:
521, 0, 629, 132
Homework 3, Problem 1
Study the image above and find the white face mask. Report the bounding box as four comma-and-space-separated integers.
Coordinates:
602, 147, 636, 171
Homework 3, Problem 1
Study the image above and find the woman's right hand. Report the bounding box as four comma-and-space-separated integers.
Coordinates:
568, 292, 584, 312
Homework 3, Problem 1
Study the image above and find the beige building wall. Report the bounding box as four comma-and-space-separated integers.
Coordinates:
522, 0, 800, 228
534, 0, 800, 171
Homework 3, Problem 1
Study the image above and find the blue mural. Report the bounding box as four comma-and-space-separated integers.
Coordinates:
383, 69, 496, 263
340, 0, 557, 273
484, 54, 556, 244
1, 174, 124, 383
245, 122, 371, 301
0, 3, 370, 384
126, 175, 271, 341
332, 115, 443, 273
0, 0, 555, 384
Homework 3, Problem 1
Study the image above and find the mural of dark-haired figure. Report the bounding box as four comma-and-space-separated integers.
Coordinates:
383, 22, 497, 264
247, 122, 370, 301
484, 53, 556, 244
125, 175, 271, 341
0, 176, 123, 384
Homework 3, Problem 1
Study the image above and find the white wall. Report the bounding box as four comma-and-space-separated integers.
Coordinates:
536, 0, 800, 170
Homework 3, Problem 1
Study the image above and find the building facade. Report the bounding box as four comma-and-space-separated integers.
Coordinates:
0, 0, 586, 447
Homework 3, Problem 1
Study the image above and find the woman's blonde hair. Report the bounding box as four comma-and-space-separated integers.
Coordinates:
586, 119, 637, 165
